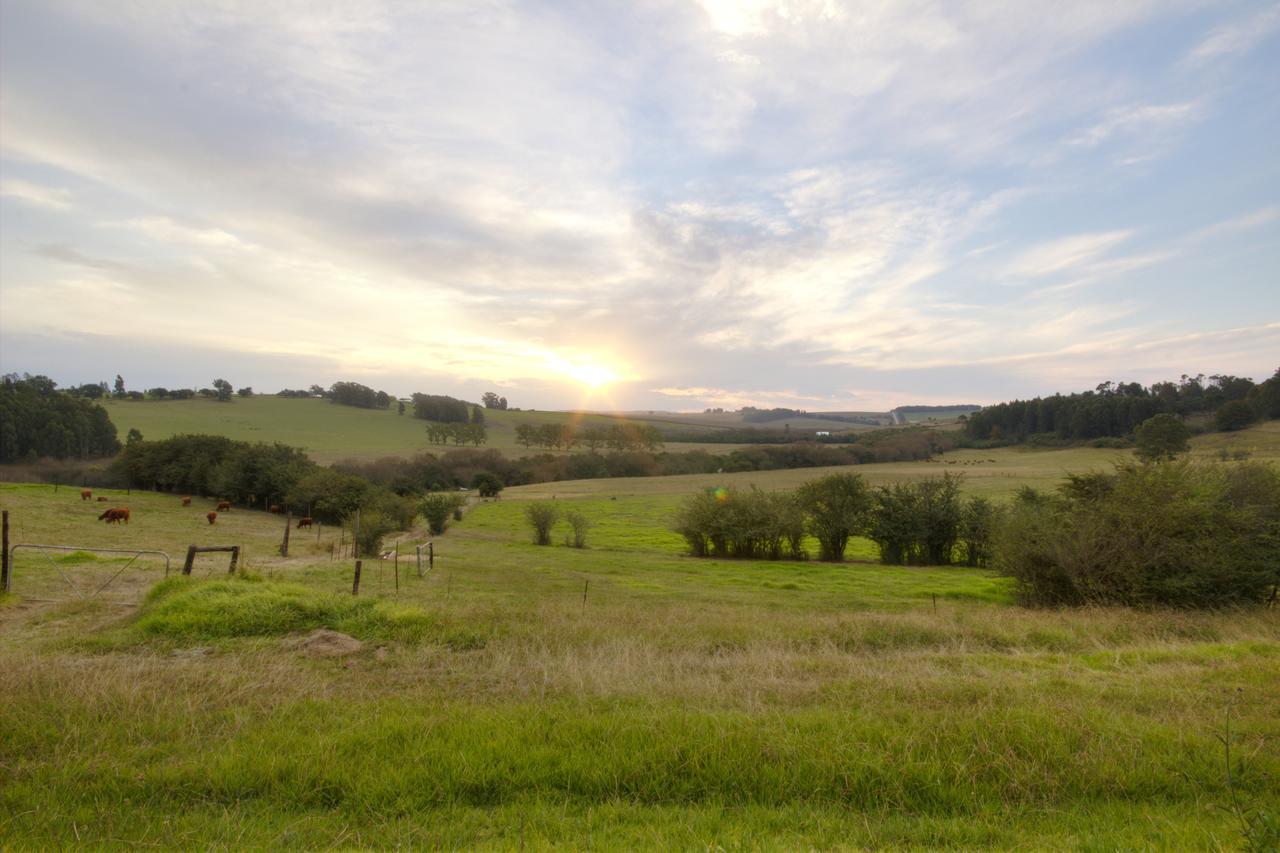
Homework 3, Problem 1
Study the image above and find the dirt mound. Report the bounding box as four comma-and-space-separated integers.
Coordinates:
285, 628, 363, 657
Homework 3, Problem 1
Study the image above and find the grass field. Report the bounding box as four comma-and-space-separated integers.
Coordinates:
100, 396, 748, 463
2, 434, 1278, 849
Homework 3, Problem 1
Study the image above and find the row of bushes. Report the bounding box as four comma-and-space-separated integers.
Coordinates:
671, 461, 1280, 608
672, 473, 995, 567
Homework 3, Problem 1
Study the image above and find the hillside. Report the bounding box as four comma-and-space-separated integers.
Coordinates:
99, 396, 748, 463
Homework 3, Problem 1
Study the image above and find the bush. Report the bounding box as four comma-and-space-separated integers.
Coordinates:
526, 502, 561, 545
564, 510, 589, 548
995, 460, 1280, 607
1134, 413, 1190, 461
419, 493, 465, 536
867, 474, 963, 565
1216, 399, 1257, 432
671, 487, 804, 560
472, 472, 503, 498
796, 473, 870, 561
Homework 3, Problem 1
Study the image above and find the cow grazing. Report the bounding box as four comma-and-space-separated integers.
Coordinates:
181, 497, 192, 507
269, 504, 281, 514
97, 508, 130, 525
297, 517, 313, 529
96, 496, 109, 502
80, 489, 92, 501
206, 511, 218, 525
216, 501, 231, 512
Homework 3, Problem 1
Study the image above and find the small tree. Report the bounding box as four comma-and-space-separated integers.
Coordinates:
236, 386, 253, 397
419, 493, 464, 535
212, 378, 233, 402
1134, 413, 1190, 461
797, 473, 870, 561
564, 509, 589, 548
1215, 400, 1257, 432
126, 428, 144, 446
472, 472, 503, 498
526, 502, 560, 545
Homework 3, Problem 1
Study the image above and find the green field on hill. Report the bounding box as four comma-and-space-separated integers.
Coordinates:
2, 430, 1278, 849
100, 396, 745, 463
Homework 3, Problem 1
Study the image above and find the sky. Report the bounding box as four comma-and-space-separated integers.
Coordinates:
1, 0, 1277, 412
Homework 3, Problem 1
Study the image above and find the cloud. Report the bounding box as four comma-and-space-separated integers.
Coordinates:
1184, 4, 1280, 67
0, 178, 73, 209
1001, 230, 1134, 280
0, 1, 1275, 409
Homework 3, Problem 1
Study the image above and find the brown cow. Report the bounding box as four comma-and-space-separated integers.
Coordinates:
97, 508, 130, 525
96, 496, 109, 502
217, 501, 232, 512
206, 511, 218, 525
297, 517, 313, 529
182, 496, 192, 507
80, 489, 92, 500
269, 504, 281, 514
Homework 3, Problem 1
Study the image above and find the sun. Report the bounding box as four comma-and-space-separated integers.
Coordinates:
546, 354, 620, 389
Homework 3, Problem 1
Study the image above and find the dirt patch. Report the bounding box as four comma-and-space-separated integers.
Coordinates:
285, 628, 363, 657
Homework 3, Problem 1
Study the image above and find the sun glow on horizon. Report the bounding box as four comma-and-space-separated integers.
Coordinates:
545, 353, 623, 389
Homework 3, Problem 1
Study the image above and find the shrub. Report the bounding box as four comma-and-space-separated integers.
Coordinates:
564, 510, 589, 548
472, 472, 503, 498
867, 474, 963, 565
1134, 413, 1190, 461
796, 473, 870, 561
995, 460, 1280, 607
1216, 400, 1257, 432
526, 502, 561, 545
672, 487, 804, 559
419, 493, 465, 536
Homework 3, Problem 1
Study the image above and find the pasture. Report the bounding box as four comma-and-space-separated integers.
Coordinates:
100, 396, 747, 463
2, 437, 1278, 849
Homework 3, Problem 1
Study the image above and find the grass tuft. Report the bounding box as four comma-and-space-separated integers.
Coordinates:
133, 577, 434, 643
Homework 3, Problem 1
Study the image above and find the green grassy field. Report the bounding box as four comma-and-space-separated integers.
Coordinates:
2, 436, 1278, 849
100, 396, 748, 463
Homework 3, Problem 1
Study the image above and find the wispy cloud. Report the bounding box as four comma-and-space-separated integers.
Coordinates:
0, 178, 73, 209
1184, 4, 1280, 67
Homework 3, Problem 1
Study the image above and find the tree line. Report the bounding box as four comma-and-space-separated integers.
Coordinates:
0, 374, 120, 463
332, 429, 953, 496
514, 422, 663, 452
965, 370, 1279, 444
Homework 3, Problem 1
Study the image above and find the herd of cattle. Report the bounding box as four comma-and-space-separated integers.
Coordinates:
79, 489, 313, 529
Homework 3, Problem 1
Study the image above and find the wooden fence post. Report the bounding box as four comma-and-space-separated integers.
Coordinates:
280, 512, 292, 557
183, 545, 197, 575
352, 560, 362, 596
2, 510, 10, 593
228, 546, 240, 574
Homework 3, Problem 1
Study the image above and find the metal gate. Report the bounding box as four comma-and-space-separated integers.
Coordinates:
5, 544, 171, 603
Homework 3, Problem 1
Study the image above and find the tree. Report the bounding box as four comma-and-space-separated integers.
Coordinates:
419, 492, 465, 535
212, 378, 233, 402
1134, 413, 1190, 461
126, 428, 144, 445
114, 375, 125, 398
796, 473, 871, 561
398, 400, 406, 416
1215, 399, 1257, 432
472, 472, 503, 498
237, 386, 253, 397
481, 392, 508, 410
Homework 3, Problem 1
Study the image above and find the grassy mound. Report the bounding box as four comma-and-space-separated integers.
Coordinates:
134, 576, 433, 643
